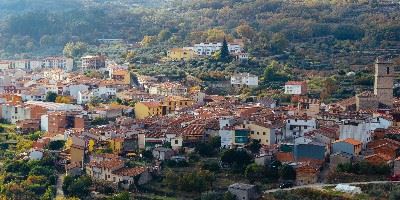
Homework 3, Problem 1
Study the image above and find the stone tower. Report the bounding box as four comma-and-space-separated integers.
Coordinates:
374, 57, 394, 107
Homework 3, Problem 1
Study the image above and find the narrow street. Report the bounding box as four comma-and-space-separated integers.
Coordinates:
56, 174, 65, 198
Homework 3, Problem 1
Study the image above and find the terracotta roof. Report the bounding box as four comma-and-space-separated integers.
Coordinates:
139, 101, 161, 108
334, 138, 362, 146
275, 152, 294, 163
113, 167, 146, 177
87, 159, 124, 169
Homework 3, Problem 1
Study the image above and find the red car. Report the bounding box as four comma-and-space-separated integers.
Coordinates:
388, 175, 400, 181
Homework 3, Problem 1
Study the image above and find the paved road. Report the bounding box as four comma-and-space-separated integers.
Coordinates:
264, 181, 400, 193
56, 174, 65, 198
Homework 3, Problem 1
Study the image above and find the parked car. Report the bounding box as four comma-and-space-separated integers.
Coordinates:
279, 182, 293, 189
388, 175, 400, 181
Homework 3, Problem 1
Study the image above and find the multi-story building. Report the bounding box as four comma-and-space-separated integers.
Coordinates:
231, 73, 258, 87
285, 116, 316, 138
193, 42, 242, 56
284, 81, 307, 95
42, 57, 74, 71
81, 55, 106, 70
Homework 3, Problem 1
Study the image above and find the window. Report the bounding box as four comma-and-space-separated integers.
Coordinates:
251, 131, 254, 134
288, 120, 290, 123
387, 67, 390, 74
175, 140, 178, 144
257, 132, 259, 135
304, 126, 307, 129
263, 132, 266, 135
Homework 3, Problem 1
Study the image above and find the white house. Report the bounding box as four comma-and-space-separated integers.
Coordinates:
219, 129, 234, 149
77, 90, 92, 105
68, 84, 90, 99
42, 57, 74, 72
231, 73, 258, 87
92, 85, 117, 98
339, 117, 391, 147
193, 43, 243, 56
284, 81, 307, 95
285, 117, 316, 138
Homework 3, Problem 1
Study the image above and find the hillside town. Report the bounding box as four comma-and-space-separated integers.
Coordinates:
0, 44, 400, 199
1, 0, 400, 199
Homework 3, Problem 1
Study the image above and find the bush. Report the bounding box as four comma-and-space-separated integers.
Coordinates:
165, 159, 189, 168
202, 161, 220, 172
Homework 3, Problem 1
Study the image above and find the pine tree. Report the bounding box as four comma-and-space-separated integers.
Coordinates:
219, 37, 231, 62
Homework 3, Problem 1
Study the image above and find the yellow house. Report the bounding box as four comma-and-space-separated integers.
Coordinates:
134, 101, 164, 119
244, 122, 274, 145
166, 48, 197, 61
111, 69, 131, 85
162, 96, 194, 113
109, 138, 124, 154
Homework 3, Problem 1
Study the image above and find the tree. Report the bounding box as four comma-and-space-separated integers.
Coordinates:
141, 35, 157, 47
248, 139, 261, 154
47, 140, 65, 150
40, 187, 55, 200
55, 96, 72, 104
221, 149, 252, 172
201, 191, 220, 200
45, 92, 58, 102
245, 163, 265, 183
223, 191, 236, 200
218, 37, 231, 62
63, 42, 88, 58
63, 175, 92, 198
270, 33, 288, 54
236, 23, 255, 40
39, 35, 55, 47
279, 164, 296, 180
389, 188, 400, 200
158, 29, 172, 42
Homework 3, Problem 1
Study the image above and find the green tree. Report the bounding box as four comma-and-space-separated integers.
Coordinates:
279, 164, 296, 180
158, 29, 172, 42
221, 149, 252, 172
270, 33, 288, 54
63, 175, 92, 198
47, 140, 65, 150
40, 187, 55, 200
223, 191, 236, 200
63, 42, 88, 58
45, 92, 58, 102
219, 37, 231, 62
248, 139, 261, 154
201, 191, 220, 200
245, 163, 265, 183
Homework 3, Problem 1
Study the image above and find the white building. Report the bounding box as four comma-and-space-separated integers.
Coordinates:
219, 116, 235, 129
92, 85, 117, 98
193, 43, 243, 56
285, 117, 316, 138
77, 91, 92, 105
219, 129, 234, 149
284, 81, 307, 95
42, 57, 74, 72
68, 84, 90, 99
339, 117, 391, 147
231, 73, 258, 87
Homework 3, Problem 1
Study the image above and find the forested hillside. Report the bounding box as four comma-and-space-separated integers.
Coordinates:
0, 0, 399, 71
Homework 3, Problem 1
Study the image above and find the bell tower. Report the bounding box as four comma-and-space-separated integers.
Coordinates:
374, 57, 394, 107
